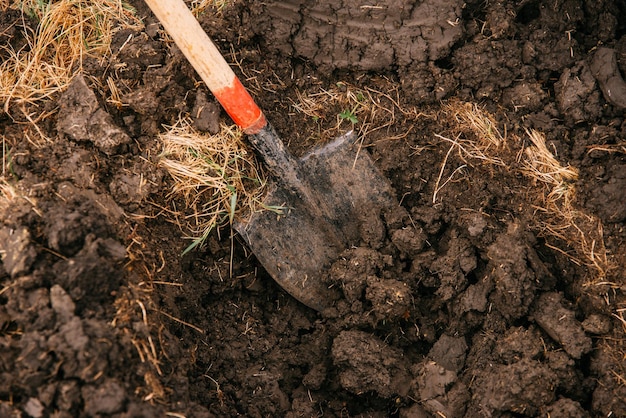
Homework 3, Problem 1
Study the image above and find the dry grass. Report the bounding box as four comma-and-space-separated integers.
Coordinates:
113, 268, 168, 403
432, 101, 508, 203
2, 135, 12, 179
290, 83, 373, 136
522, 129, 578, 208
586, 143, 626, 155
0, 0, 142, 112
438, 101, 508, 167
113, 224, 204, 404
438, 101, 609, 283
0, 178, 18, 215
522, 129, 577, 177
158, 118, 268, 254
521, 129, 608, 282
190, 0, 229, 15
290, 81, 419, 145
444, 101, 506, 149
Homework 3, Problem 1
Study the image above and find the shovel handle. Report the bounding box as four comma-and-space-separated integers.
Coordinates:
144, 0, 267, 134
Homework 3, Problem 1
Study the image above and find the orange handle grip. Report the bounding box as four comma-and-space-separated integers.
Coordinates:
144, 0, 266, 134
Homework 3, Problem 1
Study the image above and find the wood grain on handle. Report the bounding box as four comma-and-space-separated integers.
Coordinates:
144, 0, 267, 134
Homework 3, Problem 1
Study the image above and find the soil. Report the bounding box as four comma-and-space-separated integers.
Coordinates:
2, 0, 626, 417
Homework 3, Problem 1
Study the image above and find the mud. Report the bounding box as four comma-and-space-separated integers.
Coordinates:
1, 0, 626, 417
252, 0, 464, 71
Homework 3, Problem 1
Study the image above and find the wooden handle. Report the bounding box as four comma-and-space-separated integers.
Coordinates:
144, 0, 266, 134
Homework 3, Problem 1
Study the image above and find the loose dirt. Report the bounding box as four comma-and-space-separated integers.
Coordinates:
1, 0, 626, 417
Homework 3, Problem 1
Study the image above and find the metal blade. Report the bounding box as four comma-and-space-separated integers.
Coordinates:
236, 132, 395, 311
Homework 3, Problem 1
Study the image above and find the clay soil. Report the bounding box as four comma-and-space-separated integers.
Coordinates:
2, 0, 626, 417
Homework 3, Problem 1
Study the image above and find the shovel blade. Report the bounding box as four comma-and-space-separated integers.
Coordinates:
235, 132, 395, 311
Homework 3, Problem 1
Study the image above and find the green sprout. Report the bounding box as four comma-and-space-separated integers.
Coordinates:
339, 106, 359, 125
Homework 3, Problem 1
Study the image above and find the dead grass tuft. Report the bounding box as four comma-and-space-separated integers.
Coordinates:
113, 271, 170, 403
1, 0, 142, 112
432, 101, 509, 203
438, 100, 508, 168
190, 0, 229, 15
586, 143, 626, 155
521, 132, 573, 214
437, 101, 609, 283
443, 100, 506, 150
290, 81, 419, 145
158, 118, 268, 254
522, 129, 578, 208
522, 129, 578, 183
521, 129, 608, 282
114, 283, 163, 375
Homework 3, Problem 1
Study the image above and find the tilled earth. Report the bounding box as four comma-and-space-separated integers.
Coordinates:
1, 0, 626, 417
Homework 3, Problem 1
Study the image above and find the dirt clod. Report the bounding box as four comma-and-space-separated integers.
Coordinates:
428, 334, 468, 373
415, 361, 467, 418
254, 0, 464, 71
57, 75, 131, 155
331, 330, 411, 398
0, 226, 36, 277
532, 292, 593, 360
365, 277, 411, 321
591, 47, 626, 108
81, 379, 127, 416
474, 358, 558, 416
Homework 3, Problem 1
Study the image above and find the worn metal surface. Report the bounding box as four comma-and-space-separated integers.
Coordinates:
236, 125, 396, 311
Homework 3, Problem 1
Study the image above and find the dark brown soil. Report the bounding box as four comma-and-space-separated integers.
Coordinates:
2, 0, 626, 417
